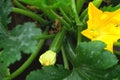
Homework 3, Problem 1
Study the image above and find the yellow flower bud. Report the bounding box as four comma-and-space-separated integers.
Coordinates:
39, 50, 56, 66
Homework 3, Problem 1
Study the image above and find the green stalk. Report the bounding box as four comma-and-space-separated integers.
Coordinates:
41, 9, 56, 21
77, 25, 83, 46
34, 34, 56, 39
63, 37, 76, 66
48, 28, 67, 68
49, 10, 70, 29
10, 31, 48, 79
59, 8, 71, 24
13, 0, 28, 10
79, 0, 103, 21
79, 8, 87, 21
49, 28, 66, 53
19, 0, 55, 21
71, 0, 83, 45
16, 0, 69, 27
71, 0, 82, 26
61, 46, 69, 69
12, 7, 48, 24
76, 0, 85, 14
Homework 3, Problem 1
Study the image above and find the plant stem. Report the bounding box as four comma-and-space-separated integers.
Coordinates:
34, 34, 56, 39
76, 0, 85, 14
13, 0, 28, 10
49, 27, 66, 53
63, 37, 76, 66
61, 46, 69, 69
77, 25, 83, 46
71, 0, 82, 26
59, 8, 71, 24
49, 9, 70, 29
71, 0, 83, 45
12, 7, 48, 24
10, 31, 48, 79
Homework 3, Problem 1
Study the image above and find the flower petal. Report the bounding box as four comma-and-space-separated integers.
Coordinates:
88, 2, 102, 25
81, 2, 120, 53
93, 35, 120, 52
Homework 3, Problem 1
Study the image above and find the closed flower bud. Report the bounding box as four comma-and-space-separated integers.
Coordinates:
39, 50, 56, 66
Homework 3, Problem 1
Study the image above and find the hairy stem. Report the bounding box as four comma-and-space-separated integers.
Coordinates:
71, 0, 83, 45
76, 0, 85, 14
59, 8, 71, 24
34, 34, 56, 39
50, 9, 70, 29
13, 0, 28, 10
12, 7, 48, 24
61, 46, 69, 69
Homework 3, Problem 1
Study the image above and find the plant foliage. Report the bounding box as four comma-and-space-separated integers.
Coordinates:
1, 0, 120, 80
26, 65, 71, 80
26, 41, 120, 80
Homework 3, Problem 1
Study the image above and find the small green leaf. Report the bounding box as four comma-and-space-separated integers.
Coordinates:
26, 65, 71, 80
0, 22, 42, 66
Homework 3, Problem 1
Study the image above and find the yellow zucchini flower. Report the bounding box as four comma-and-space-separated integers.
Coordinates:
81, 2, 120, 53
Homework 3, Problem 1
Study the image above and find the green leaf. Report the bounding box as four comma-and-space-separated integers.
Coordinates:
25, 38, 120, 80
0, 0, 12, 33
63, 41, 120, 80
26, 65, 71, 80
64, 65, 120, 80
20, 0, 71, 9
0, 1, 12, 79
64, 41, 120, 80
0, 62, 10, 80
75, 41, 118, 69
101, 4, 120, 12
0, 22, 42, 66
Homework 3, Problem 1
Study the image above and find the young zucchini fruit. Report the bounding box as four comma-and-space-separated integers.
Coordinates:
39, 28, 66, 66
